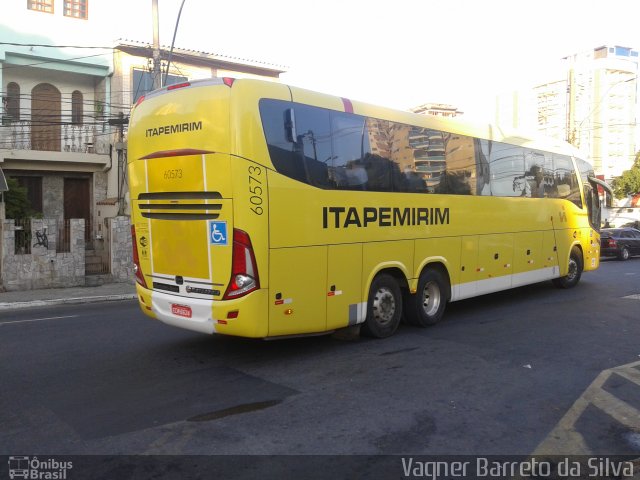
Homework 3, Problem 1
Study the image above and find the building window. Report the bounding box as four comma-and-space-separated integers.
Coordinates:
5, 82, 21, 122
131, 69, 187, 104
71, 90, 83, 125
10, 176, 44, 215
64, 0, 88, 19
615, 46, 631, 57
27, 0, 54, 13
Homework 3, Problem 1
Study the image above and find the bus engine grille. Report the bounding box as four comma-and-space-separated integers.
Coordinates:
137, 191, 222, 220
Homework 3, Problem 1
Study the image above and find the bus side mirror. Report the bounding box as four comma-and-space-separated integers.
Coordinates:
588, 175, 613, 208
284, 108, 297, 143
605, 193, 612, 208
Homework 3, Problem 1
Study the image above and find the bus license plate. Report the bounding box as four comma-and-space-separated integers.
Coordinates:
171, 304, 192, 318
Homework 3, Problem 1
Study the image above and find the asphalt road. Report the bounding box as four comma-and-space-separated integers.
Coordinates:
1, 259, 639, 468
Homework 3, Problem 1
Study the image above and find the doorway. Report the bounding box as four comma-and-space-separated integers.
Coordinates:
31, 83, 61, 152
64, 177, 91, 242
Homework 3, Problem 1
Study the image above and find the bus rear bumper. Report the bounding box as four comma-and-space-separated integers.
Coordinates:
146, 288, 217, 334
134, 284, 269, 337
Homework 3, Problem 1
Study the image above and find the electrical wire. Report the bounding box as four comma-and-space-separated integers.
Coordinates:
0, 41, 115, 49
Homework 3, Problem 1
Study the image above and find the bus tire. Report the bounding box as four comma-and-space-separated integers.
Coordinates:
552, 247, 583, 289
362, 273, 402, 338
405, 268, 448, 327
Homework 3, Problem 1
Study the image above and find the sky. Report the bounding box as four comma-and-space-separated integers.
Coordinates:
12, 0, 640, 120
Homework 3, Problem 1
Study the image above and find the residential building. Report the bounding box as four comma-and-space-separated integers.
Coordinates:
0, 7, 112, 244
410, 103, 463, 118
104, 39, 286, 219
564, 45, 639, 180
501, 45, 639, 182
0, 0, 285, 289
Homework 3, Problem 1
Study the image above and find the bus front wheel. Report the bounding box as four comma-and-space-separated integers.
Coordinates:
362, 273, 402, 338
552, 247, 583, 289
405, 268, 449, 327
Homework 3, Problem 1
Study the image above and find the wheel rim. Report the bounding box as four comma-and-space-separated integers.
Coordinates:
372, 287, 396, 326
567, 257, 578, 282
421, 280, 441, 317
622, 249, 629, 260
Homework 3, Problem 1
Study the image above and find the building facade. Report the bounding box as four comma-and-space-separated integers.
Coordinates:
527, 45, 639, 182
411, 103, 463, 118
101, 39, 286, 221
564, 45, 638, 180
0, 3, 113, 248
0, 0, 285, 289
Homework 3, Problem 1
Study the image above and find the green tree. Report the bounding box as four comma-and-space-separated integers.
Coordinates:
612, 152, 640, 200
3, 177, 33, 219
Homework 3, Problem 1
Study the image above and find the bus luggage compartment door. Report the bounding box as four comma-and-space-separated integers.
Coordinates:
326, 243, 363, 330
512, 231, 544, 287
476, 233, 514, 295
268, 246, 327, 336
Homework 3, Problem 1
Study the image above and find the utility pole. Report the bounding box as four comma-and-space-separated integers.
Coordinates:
566, 67, 576, 146
152, 0, 162, 90
108, 113, 129, 216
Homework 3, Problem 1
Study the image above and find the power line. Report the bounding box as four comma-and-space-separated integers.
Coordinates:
0, 52, 113, 71
0, 41, 115, 49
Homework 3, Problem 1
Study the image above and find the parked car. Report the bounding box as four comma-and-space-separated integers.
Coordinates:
621, 220, 640, 230
600, 228, 640, 260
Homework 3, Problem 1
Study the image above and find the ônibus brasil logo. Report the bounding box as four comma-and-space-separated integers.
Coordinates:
8, 456, 72, 479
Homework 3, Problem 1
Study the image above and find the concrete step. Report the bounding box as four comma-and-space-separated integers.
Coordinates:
85, 274, 113, 286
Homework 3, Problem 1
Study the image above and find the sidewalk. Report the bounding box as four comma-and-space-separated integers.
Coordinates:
0, 281, 137, 311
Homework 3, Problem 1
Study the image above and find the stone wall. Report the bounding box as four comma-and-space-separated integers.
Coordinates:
1, 215, 135, 291
110, 216, 134, 282
43, 176, 64, 220
1, 218, 85, 291
95, 171, 108, 200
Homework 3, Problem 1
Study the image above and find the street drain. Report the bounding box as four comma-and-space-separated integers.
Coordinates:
187, 399, 282, 422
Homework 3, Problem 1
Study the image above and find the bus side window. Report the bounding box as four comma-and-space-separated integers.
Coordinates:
554, 154, 581, 208
291, 104, 332, 188
331, 111, 370, 190
259, 99, 333, 188
260, 99, 306, 183
489, 142, 526, 197
476, 139, 491, 195
524, 150, 552, 198
360, 118, 395, 192
443, 132, 475, 195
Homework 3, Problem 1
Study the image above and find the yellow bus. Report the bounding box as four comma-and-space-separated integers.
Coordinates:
127, 77, 606, 339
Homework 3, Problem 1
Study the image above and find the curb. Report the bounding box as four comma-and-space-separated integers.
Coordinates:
0, 294, 138, 311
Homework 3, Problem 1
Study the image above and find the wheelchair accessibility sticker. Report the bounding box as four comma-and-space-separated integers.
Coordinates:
209, 221, 228, 246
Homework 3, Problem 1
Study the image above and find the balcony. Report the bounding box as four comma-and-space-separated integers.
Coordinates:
0, 120, 110, 167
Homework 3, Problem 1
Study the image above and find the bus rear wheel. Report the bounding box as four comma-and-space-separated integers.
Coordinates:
552, 247, 583, 289
405, 268, 448, 327
361, 273, 402, 338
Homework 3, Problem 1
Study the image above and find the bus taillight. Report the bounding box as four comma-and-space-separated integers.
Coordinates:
167, 82, 191, 90
131, 225, 148, 288
223, 229, 259, 299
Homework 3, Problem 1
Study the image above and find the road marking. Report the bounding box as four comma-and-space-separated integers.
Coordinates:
621, 294, 640, 300
533, 360, 640, 455
0, 315, 79, 326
